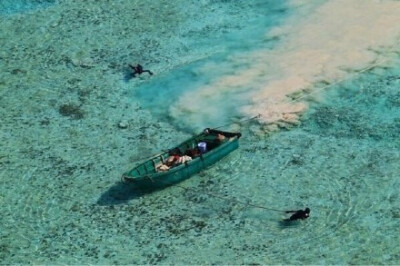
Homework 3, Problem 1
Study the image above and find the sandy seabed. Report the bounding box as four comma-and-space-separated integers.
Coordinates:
1, 0, 400, 264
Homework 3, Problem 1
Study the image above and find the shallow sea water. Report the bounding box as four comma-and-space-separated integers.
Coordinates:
1, 0, 400, 265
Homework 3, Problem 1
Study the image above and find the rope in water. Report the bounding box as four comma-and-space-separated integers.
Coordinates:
212, 114, 261, 130
199, 59, 391, 212
175, 184, 287, 213
130, 59, 390, 163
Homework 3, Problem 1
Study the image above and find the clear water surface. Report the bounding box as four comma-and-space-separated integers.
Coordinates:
1, 0, 399, 264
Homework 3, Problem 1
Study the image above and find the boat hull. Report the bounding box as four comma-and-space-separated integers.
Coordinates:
122, 130, 240, 189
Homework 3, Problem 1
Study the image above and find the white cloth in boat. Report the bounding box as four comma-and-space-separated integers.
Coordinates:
156, 155, 192, 172
177, 155, 192, 164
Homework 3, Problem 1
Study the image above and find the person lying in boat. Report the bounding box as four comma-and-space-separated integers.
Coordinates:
156, 156, 178, 172
283, 208, 310, 221
129, 64, 153, 77
156, 152, 192, 172
166, 154, 181, 167
168, 155, 192, 166
166, 148, 182, 166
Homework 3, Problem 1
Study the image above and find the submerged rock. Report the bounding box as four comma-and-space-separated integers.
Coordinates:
118, 120, 129, 129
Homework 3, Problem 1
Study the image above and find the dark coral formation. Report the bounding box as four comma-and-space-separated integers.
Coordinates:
58, 103, 84, 120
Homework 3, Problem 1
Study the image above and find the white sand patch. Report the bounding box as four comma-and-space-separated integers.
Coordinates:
170, 0, 400, 129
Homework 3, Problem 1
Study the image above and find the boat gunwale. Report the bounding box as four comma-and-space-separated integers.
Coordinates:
122, 128, 241, 181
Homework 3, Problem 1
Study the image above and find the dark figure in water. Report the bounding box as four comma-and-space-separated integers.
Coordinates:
284, 207, 310, 221
129, 64, 153, 77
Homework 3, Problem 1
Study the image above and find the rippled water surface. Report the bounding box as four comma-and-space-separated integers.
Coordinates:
1, 0, 399, 264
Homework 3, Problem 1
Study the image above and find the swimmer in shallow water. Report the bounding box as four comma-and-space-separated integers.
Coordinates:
283, 207, 310, 221
129, 64, 153, 77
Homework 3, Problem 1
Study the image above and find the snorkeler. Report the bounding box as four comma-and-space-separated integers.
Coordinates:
283, 208, 310, 221
129, 64, 153, 77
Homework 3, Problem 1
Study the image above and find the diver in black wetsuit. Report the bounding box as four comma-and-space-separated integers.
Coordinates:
129, 64, 153, 77
283, 208, 310, 221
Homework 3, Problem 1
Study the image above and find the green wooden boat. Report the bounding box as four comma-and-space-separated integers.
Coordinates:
122, 128, 242, 189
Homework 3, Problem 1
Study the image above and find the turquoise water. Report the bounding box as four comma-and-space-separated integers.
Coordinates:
1, 0, 399, 264
0, 0, 55, 15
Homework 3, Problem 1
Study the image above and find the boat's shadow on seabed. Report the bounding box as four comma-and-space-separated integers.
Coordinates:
96, 181, 158, 206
